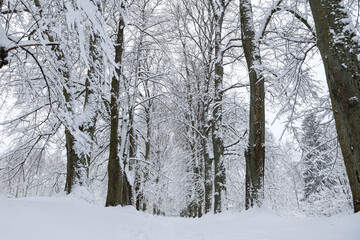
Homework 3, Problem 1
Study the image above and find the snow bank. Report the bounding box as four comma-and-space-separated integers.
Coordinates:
0, 196, 359, 240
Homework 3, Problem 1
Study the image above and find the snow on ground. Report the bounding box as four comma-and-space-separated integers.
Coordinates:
0, 196, 359, 240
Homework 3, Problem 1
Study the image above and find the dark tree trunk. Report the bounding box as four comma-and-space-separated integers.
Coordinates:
105, 9, 126, 206
202, 75, 211, 215
121, 169, 133, 205
240, 0, 266, 209
64, 128, 81, 193
309, 0, 360, 213
203, 126, 212, 213
62, 68, 89, 193
203, 130, 212, 213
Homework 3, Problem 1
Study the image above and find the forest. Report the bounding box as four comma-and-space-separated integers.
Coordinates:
0, 0, 359, 222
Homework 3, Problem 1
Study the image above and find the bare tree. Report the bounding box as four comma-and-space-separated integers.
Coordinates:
240, 0, 265, 209
105, 0, 130, 206
308, 0, 360, 213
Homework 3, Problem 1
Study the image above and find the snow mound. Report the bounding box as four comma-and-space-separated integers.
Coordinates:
63, 185, 99, 204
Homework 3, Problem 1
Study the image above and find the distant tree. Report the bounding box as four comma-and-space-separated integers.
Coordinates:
300, 113, 335, 200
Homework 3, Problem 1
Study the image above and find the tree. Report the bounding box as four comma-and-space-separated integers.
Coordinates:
105, 1, 130, 206
0, 0, 104, 196
240, 0, 266, 209
308, 0, 360, 213
169, 0, 213, 216
300, 113, 335, 200
76, 0, 104, 195
0, 0, 357, 217
210, 0, 232, 214
300, 113, 352, 215
31, 0, 79, 195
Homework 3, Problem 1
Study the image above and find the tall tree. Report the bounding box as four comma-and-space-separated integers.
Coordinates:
105, 1, 130, 206
32, 0, 88, 194
308, 0, 360, 213
29, 0, 108, 194
210, 0, 230, 214
77, 0, 104, 194
240, 0, 266, 209
169, 0, 215, 215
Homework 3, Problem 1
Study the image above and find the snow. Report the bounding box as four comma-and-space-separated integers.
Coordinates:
349, 96, 358, 102
0, 196, 359, 240
0, 25, 14, 49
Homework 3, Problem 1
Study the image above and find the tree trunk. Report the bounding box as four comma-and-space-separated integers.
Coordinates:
203, 127, 212, 213
64, 128, 81, 193
122, 107, 135, 206
240, 0, 266, 209
203, 78, 211, 215
204, 8, 213, 213
121, 108, 133, 206
308, 0, 360, 213
62, 65, 89, 193
78, 9, 103, 177
121, 168, 132, 205
211, 0, 226, 214
131, 25, 146, 210
33, 0, 88, 195
136, 100, 151, 211
105, 9, 126, 206
136, 79, 152, 211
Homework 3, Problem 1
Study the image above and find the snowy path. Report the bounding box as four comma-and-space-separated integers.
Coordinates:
0, 197, 359, 240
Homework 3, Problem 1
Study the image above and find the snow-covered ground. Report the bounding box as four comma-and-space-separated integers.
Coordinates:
0, 195, 359, 240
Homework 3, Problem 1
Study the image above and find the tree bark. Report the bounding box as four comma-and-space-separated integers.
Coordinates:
64, 128, 80, 193
240, 0, 265, 209
203, 123, 212, 213
204, 4, 213, 213
211, 0, 226, 214
308, 0, 360, 213
105, 8, 126, 206
63, 72, 89, 193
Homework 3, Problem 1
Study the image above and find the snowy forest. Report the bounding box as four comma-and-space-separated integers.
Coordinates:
0, 0, 359, 225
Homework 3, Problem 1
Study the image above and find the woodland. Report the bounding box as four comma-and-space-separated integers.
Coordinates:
0, 0, 359, 218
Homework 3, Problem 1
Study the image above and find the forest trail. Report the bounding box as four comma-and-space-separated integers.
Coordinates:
0, 196, 359, 240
